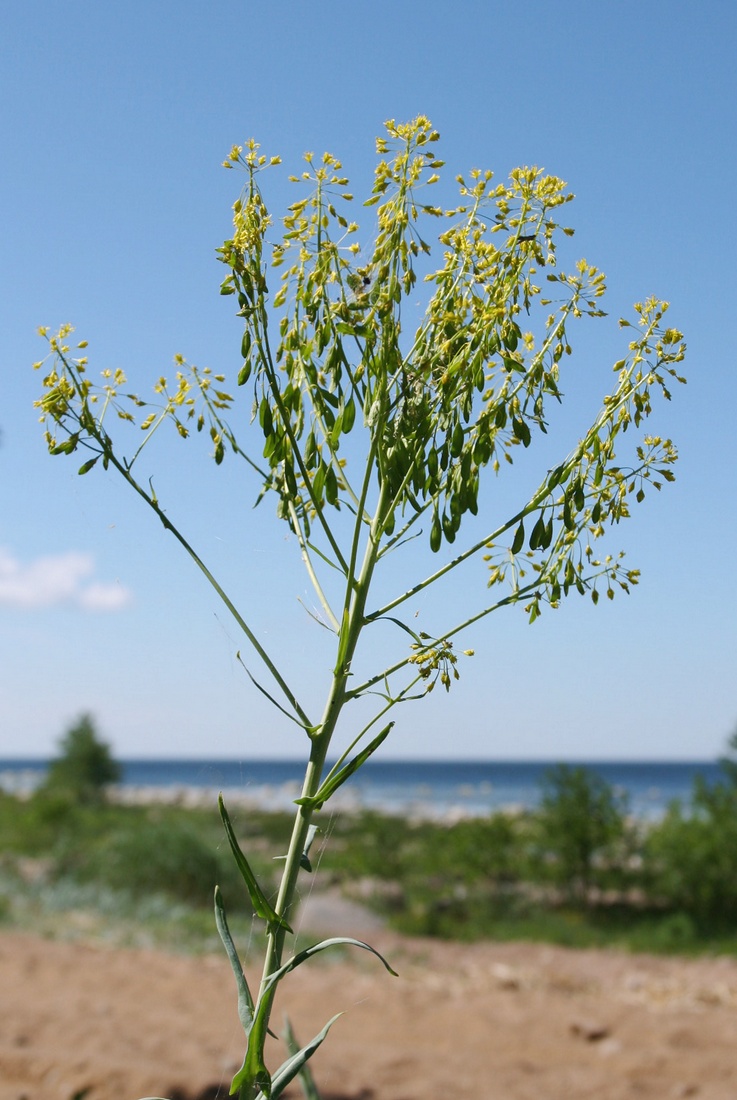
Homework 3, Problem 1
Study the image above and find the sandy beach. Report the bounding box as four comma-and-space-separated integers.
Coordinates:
2, 923, 737, 1100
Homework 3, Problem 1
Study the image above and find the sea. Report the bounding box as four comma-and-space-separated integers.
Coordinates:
0, 758, 722, 821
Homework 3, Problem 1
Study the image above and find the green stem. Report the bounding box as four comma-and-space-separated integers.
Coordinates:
287, 498, 340, 632
250, 483, 391, 1082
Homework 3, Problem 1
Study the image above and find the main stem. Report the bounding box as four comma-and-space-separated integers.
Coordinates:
251, 484, 390, 1064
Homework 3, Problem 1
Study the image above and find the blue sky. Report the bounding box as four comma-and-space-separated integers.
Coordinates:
1, 1, 735, 760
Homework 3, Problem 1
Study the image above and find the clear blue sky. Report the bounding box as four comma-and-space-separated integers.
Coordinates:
1, 1, 735, 760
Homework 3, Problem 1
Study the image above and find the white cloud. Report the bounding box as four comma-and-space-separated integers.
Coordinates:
0, 547, 132, 611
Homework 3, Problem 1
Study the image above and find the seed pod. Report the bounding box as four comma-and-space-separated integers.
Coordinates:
430, 513, 442, 553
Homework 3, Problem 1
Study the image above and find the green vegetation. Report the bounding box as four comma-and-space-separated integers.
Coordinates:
33, 117, 686, 1097
535, 764, 630, 903
42, 714, 121, 805
4, 759, 737, 958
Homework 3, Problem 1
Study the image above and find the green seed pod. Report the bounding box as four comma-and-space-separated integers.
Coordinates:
430, 513, 442, 553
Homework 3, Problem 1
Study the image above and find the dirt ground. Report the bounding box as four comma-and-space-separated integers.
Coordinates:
2, 926, 737, 1100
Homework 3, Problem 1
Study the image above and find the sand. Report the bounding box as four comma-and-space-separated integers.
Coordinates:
2, 925, 737, 1100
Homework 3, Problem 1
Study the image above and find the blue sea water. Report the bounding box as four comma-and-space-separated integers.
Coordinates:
0, 757, 721, 820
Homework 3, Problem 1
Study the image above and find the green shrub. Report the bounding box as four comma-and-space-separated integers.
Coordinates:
71, 819, 249, 907
646, 781, 737, 928
534, 765, 630, 903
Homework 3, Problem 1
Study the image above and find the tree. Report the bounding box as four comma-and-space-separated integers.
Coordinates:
43, 713, 121, 804
537, 764, 629, 903
646, 726, 737, 927
33, 117, 685, 1098
717, 724, 737, 787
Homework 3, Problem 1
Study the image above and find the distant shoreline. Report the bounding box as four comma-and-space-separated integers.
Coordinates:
0, 757, 722, 820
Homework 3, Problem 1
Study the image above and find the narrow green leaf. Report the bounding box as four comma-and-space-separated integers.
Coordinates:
214, 886, 255, 1035
295, 724, 394, 811
219, 795, 293, 932
254, 1014, 342, 1100
263, 937, 398, 992
282, 1017, 323, 1100
78, 456, 100, 476
511, 520, 525, 554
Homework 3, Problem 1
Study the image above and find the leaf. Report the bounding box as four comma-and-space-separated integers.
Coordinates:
230, 1030, 271, 1099
295, 724, 394, 810
78, 456, 100, 476
254, 1014, 342, 1100
219, 795, 293, 932
511, 520, 525, 554
262, 937, 398, 992
282, 1017, 323, 1100
214, 886, 255, 1035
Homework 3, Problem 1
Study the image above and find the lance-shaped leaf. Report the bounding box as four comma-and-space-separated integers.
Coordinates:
262, 937, 398, 992
283, 1016, 323, 1100
234, 937, 391, 1091
233, 934, 396, 1096
219, 794, 293, 933
294, 723, 394, 811
214, 886, 255, 1034
254, 1014, 341, 1100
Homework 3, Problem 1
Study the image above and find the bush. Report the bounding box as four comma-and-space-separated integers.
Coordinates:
646, 779, 737, 928
72, 819, 248, 908
534, 765, 630, 903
